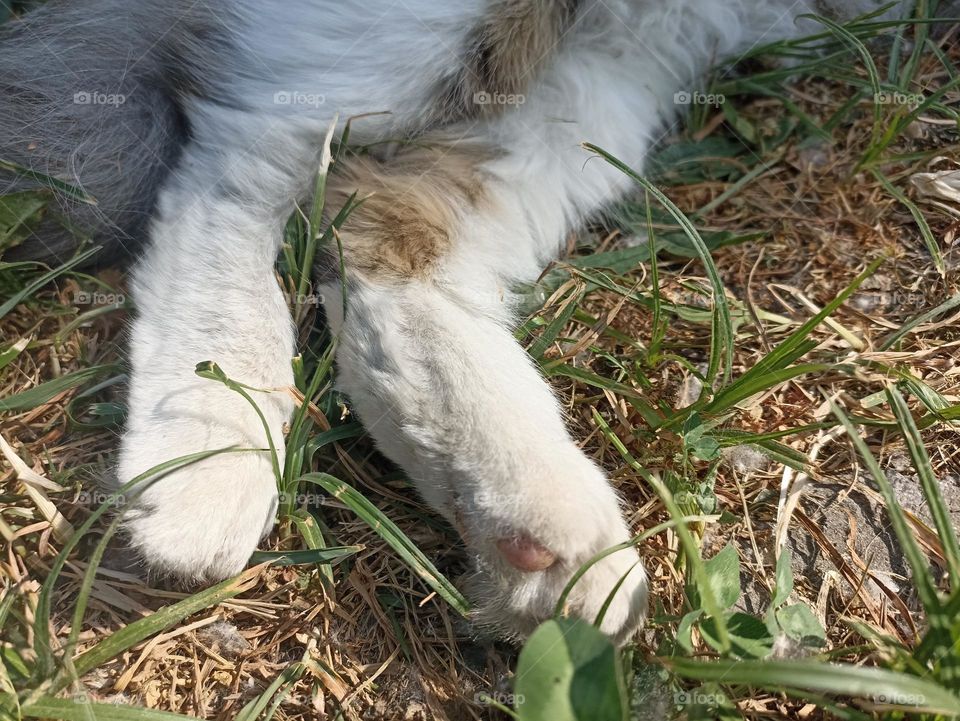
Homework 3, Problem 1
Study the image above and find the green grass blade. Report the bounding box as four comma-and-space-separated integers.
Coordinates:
302, 422, 364, 465
0, 364, 117, 413
21, 696, 196, 720
705, 363, 841, 415
0, 245, 101, 321
583, 143, 733, 389
872, 169, 944, 277
248, 546, 360, 567
235, 659, 307, 721
591, 410, 730, 652
299, 473, 470, 614
544, 362, 664, 428
664, 658, 960, 716
63, 565, 265, 688
644, 191, 666, 358
829, 400, 940, 614
64, 511, 127, 667
287, 508, 337, 587
528, 286, 582, 362
798, 15, 883, 160
0, 159, 97, 205
886, 387, 960, 582
879, 293, 960, 350
710, 257, 882, 410
31, 448, 255, 681
556, 515, 715, 618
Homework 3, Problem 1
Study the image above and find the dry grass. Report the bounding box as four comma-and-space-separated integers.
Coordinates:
2, 17, 959, 721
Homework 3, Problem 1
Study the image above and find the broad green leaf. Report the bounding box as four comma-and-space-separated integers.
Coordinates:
772, 548, 794, 607
515, 618, 626, 721
776, 604, 826, 645
701, 612, 775, 659
676, 610, 702, 653
704, 544, 741, 610
683, 414, 722, 462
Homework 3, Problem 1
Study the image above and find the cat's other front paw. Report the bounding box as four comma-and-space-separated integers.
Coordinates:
458, 450, 648, 644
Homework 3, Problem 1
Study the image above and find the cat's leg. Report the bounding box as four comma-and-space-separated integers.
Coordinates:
315, 132, 653, 640
310, 0, 700, 640
315, 0, 877, 641
323, 267, 648, 641
117, 111, 327, 582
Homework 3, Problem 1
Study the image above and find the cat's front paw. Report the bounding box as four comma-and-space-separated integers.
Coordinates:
458, 450, 648, 643
116, 380, 291, 584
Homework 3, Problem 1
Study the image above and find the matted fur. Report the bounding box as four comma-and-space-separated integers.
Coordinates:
326, 144, 495, 280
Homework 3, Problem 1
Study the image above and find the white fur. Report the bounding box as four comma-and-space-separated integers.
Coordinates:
119, 0, 907, 634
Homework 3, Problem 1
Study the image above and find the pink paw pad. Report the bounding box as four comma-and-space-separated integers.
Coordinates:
496, 534, 557, 572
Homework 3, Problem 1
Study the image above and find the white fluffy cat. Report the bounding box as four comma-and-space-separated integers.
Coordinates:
0, 0, 908, 642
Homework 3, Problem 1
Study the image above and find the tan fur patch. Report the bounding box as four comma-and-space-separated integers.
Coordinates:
324, 143, 494, 282
432, 0, 580, 123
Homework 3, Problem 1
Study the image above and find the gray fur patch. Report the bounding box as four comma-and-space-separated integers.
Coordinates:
0, 0, 235, 265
